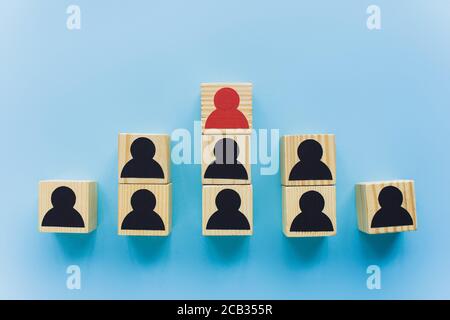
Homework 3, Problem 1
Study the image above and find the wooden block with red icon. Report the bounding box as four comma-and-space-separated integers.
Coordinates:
201, 83, 252, 135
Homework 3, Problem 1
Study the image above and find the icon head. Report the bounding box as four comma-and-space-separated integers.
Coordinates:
213, 138, 239, 164
215, 189, 241, 211
214, 87, 240, 111
378, 186, 403, 209
131, 189, 156, 211
299, 191, 325, 212
297, 139, 323, 162
130, 137, 156, 159
51, 186, 76, 209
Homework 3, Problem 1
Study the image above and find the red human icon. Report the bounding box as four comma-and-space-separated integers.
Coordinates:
205, 87, 249, 129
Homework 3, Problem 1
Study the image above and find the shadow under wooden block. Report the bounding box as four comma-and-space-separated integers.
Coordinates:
118, 133, 170, 184
202, 185, 253, 236
282, 185, 336, 237
202, 134, 251, 185
118, 183, 172, 236
39, 180, 97, 234
280, 134, 336, 186
201, 83, 252, 135
355, 180, 417, 234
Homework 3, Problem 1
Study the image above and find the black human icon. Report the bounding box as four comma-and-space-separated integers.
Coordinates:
121, 137, 164, 179
288, 139, 333, 181
290, 191, 334, 232
204, 138, 248, 180
206, 189, 250, 230
41, 186, 85, 228
371, 186, 413, 228
121, 189, 165, 230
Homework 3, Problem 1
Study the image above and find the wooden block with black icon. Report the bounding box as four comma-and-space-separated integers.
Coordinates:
201, 134, 251, 185
280, 134, 336, 186
282, 185, 336, 237
201, 83, 252, 135
355, 180, 417, 234
118, 133, 170, 184
39, 180, 97, 233
118, 183, 172, 236
202, 184, 253, 236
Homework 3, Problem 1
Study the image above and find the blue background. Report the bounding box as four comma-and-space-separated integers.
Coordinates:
1, 0, 449, 299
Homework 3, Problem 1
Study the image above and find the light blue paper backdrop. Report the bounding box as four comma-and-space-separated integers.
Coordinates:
1, 1, 449, 299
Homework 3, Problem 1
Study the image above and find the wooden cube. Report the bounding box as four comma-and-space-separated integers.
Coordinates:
201, 83, 252, 135
118, 133, 170, 184
39, 180, 97, 233
202, 134, 251, 185
282, 185, 336, 237
118, 183, 172, 236
202, 185, 253, 236
356, 180, 417, 234
280, 134, 336, 186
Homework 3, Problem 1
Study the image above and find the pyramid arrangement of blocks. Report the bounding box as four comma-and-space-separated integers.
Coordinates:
37, 82, 418, 237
